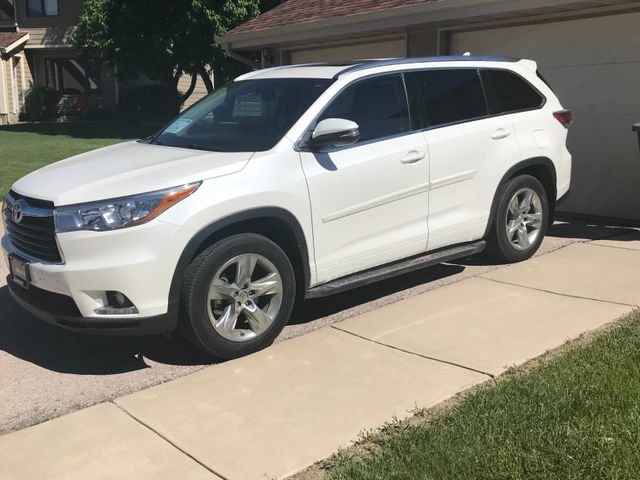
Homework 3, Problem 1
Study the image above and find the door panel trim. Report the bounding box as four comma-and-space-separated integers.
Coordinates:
430, 169, 477, 191
322, 182, 430, 223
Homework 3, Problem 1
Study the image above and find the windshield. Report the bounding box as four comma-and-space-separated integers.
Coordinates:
152, 78, 334, 152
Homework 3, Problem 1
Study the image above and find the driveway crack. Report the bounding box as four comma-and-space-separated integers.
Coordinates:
588, 243, 640, 253
330, 325, 496, 379
112, 402, 229, 480
478, 276, 636, 308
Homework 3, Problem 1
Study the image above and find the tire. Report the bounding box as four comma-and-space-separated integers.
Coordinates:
179, 233, 296, 359
486, 174, 549, 263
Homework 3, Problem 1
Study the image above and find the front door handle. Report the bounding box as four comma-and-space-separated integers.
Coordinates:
491, 128, 511, 140
401, 151, 426, 164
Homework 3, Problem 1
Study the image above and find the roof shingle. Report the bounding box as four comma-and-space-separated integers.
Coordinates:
0, 31, 28, 50
228, 0, 437, 35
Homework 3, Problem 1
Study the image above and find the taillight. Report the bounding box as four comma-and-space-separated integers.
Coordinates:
554, 109, 574, 128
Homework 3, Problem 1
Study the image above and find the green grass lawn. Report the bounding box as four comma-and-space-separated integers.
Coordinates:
0, 122, 159, 197
328, 314, 640, 480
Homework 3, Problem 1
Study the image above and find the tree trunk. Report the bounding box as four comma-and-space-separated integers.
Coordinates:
179, 73, 198, 106
169, 68, 183, 115
199, 65, 214, 93
170, 69, 182, 92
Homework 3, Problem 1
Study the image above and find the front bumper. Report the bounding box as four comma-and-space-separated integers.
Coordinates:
7, 276, 175, 335
2, 218, 193, 335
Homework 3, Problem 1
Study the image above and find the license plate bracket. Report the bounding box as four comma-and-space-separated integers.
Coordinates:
9, 255, 30, 289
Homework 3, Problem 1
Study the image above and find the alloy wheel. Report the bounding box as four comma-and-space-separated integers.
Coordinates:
206, 253, 283, 342
505, 187, 544, 251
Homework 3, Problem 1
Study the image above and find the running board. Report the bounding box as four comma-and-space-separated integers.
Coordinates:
306, 241, 486, 299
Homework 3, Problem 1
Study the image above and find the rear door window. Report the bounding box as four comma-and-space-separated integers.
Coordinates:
319, 74, 410, 143
481, 69, 545, 115
404, 69, 488, 129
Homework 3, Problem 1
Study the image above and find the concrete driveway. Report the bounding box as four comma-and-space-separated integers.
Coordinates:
0, 222, 638, 480
0, 221, 627, 435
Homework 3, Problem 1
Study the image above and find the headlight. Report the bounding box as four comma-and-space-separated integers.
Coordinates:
54, 182, 201, 233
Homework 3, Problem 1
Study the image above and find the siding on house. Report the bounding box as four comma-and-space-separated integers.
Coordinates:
2, 54, 30, 118
3, 58, 13, 113
18, 55, 31, 99
13, 0, 81, 47
178, 72, 211, 110
22, 26, 75, 47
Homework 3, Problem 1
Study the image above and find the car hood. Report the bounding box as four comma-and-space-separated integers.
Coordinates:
11, 141, 253, 206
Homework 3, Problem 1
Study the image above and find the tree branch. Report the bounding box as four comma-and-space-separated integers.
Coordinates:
199, 65, 214, 93
179, 73, 198, 106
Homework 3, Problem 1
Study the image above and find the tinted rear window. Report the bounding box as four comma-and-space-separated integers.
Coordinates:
405, 69, 488, 129
481, 69, 544, 115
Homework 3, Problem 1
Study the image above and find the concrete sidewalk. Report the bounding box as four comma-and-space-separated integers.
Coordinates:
1, 233, 639, 480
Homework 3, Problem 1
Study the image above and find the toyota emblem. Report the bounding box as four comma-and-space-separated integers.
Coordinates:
11, 201, 24, 224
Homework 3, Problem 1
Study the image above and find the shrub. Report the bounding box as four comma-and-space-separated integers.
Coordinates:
23, 87, 61, 120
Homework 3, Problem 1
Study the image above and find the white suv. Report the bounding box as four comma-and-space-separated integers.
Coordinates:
2, 56, 572, 358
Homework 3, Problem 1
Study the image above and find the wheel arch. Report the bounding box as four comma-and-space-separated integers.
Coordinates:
166, 207, 312, 322
484, 157, 557, 239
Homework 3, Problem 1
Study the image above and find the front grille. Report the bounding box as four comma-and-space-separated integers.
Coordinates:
3, 191, 62, 263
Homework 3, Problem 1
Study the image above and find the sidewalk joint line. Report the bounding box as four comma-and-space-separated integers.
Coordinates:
112, 402, 230, 480
478, 276, 636, 308
330, 325, 496, 379
588, 243, 640, 253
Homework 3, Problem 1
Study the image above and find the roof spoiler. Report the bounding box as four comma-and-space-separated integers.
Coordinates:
518, 58, 538, 72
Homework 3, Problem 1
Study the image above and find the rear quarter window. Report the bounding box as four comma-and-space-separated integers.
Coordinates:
481, 69, 545, 115
404, 69, 488, 129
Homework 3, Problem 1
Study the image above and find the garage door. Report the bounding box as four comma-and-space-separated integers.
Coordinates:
290, 36, 406, 64
451, 11, 640, 222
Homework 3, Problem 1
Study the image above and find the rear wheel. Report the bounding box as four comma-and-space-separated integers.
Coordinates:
180, 233, 296, 359
486, 174, 549, 263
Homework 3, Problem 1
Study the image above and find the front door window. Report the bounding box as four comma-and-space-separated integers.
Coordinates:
318, 74, 410, 143
0, 0, 15, 23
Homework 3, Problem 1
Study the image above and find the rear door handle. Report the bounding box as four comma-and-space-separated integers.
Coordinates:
401, 151, 426, 164
491, 128, 511, 140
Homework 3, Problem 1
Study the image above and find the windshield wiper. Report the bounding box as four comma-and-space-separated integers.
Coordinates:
183, 143, 229, 152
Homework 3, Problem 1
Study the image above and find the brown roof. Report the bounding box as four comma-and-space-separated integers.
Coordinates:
228, 0, 437, 35
0, 30, 28, 50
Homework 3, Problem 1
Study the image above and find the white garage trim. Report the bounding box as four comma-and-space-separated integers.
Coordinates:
439, 2, 640, 34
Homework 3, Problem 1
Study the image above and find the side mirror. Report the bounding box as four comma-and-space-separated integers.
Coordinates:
308, 118, 360, 150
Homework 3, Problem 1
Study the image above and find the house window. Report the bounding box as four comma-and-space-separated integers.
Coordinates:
27, 0, 58, 17
45, 58, 101, 95
0, 0, 16, 22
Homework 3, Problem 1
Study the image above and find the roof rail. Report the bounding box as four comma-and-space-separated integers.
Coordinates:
334, 55, 517, 78
235, 60, 364, 81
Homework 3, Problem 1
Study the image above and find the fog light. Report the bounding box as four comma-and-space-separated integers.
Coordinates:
95, 291, 139, 315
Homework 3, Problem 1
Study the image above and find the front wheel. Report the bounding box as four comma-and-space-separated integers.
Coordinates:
180, 233, 296, 359
486, 174, 549, 263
